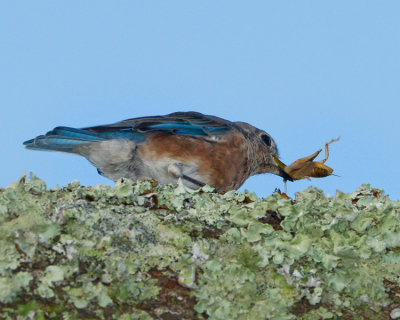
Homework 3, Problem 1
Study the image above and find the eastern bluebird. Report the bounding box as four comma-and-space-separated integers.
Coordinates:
23, 112, 292, 191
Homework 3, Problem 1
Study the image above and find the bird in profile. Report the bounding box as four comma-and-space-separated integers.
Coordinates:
23, 112, 292, 192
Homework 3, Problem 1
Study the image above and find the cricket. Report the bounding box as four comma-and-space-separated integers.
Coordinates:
274, 137, 340, 182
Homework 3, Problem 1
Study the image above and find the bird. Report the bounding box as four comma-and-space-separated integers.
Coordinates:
23, 111, 292, 192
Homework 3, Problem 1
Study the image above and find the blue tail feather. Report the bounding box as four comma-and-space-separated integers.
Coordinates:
23, 126, 146, 153
52, 126, 146, 141
23, 127, 107, 153
51, 127, 108, 140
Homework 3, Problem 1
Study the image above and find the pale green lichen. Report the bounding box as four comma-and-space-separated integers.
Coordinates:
0, 173, 399, 319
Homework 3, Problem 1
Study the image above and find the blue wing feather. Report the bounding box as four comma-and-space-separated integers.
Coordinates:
89, 112, 233, 137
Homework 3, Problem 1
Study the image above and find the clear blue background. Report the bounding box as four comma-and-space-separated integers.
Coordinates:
1, 1, 399, 199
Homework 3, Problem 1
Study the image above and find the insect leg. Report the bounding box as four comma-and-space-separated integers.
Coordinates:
320, 137, 340, 164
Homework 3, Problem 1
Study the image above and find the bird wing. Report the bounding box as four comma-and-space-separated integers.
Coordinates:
85, 112, 233, 138
23, 112, 234, 152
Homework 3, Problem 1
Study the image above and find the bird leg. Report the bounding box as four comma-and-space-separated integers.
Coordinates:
167, 163, 206, 188
182, 174, 206, 187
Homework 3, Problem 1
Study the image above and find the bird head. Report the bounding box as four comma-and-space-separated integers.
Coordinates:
235, 122, 293, 182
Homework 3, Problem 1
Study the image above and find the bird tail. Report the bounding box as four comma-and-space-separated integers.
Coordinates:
23, 126, 106, 153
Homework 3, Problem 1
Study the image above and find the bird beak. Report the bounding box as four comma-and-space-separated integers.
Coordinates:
264, 163, 294, 181
276, 166, 293, 182
271, 155, 293, 182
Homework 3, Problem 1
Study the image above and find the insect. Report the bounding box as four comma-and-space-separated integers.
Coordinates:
273, 137, 340, 182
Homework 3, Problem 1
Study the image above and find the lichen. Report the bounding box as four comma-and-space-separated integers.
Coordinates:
0, 173, 399, 319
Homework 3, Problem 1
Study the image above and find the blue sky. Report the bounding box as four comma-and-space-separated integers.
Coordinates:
1, 1, 399, 199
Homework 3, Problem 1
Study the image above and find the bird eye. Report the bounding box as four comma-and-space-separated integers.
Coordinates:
261, 134, 271, 146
